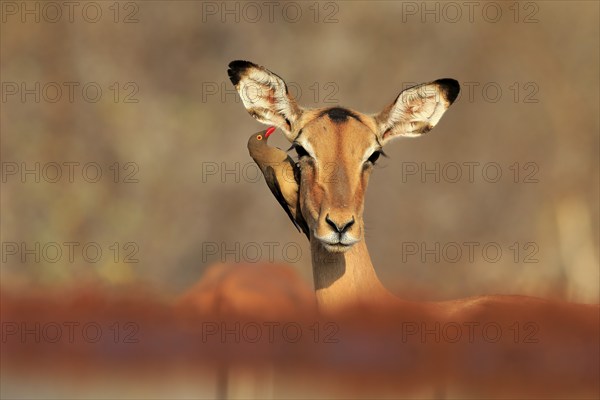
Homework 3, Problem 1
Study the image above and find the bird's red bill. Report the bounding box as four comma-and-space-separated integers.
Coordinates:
265, 126, 276, 138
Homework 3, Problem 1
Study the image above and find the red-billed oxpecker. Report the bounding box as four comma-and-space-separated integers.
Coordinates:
247, 127, 309, 238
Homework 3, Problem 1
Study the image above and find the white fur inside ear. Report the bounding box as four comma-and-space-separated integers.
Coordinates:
236, 66, 300, 133
378, 83, 452, 140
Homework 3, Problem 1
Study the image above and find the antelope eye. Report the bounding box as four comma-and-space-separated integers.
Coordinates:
367, 151, 381, 164
295, 145, 310, 159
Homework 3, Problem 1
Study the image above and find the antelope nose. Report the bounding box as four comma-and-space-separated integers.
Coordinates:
325, 214, 355, 234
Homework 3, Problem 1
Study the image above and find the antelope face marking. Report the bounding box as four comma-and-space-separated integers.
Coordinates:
291, 108, 382, 252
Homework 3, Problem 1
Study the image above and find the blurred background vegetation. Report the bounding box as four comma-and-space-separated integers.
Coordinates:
1, 0, 598, 303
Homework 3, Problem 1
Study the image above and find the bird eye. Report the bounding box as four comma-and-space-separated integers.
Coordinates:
367, 150, 381, 165
295, 145, 310, 159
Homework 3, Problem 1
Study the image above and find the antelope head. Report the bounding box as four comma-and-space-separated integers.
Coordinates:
228, 61, 459, 253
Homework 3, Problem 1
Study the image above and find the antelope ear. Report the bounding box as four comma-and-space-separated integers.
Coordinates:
228, 60, 304, 142
374, 79, 460, 144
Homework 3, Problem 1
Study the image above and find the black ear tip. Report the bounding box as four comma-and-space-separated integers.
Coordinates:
436, 78, 460, 104
228, 60, 256, 70
228, 60, 258, 86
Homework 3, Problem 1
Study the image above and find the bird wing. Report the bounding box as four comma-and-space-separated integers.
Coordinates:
287, 158, 310, 239
264, 165, 307, 237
